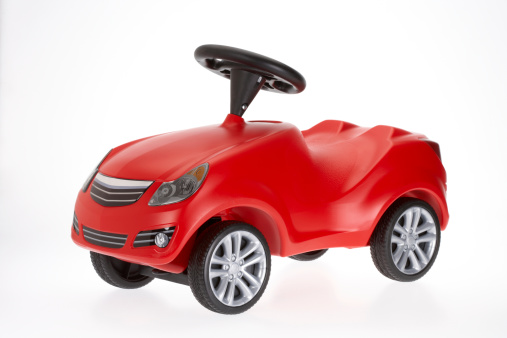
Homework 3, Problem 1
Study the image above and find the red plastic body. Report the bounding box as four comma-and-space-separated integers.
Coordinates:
72, 114, 448, 273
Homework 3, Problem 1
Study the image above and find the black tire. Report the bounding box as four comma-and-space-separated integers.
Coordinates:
188, 221, 271, 315
90, 252, 153, 289
370, 198, 441, 282
289, 249, 328, 261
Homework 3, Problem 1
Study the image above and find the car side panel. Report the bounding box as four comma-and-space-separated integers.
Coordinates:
72, 117, 448, 271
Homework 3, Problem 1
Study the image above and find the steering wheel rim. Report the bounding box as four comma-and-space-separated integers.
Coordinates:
194, 44, 306, 94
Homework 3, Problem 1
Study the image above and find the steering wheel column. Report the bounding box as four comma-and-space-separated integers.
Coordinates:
230, 69, 266, 117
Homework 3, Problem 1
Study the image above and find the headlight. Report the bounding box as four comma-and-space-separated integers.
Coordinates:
82, 149, 112, 192
149, 163, 209, 206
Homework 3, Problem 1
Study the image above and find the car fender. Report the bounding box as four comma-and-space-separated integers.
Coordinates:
361, 141, 448, 242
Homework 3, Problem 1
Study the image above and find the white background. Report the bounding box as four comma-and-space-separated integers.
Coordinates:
1, 0, 506, 337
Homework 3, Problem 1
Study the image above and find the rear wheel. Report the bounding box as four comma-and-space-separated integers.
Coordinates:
370, 199, 441, 282
289, 249, 328, 261
188, 221, 271, 314
90, 252, 153, 289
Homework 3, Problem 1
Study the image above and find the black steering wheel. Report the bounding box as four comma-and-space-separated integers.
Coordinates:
194, 45, 306, 94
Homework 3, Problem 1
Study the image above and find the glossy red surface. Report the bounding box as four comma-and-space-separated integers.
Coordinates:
72, 114, 448, 273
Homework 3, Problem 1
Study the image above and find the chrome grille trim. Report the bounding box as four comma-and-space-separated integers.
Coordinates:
82, 225, 128, 249
90, 192, 138, 203
94, 173, 153, 189
133, 228, 175, 248
92, 184, 143, 195
90, 173, 153, 207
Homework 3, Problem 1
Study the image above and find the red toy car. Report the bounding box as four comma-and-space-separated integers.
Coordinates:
72, 45, 448, 314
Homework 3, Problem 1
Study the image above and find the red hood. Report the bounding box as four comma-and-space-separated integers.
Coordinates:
99, 115, 295, 181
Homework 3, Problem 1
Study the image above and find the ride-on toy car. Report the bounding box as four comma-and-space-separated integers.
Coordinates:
72, 45, 448, 314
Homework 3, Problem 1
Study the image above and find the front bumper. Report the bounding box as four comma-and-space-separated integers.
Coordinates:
71, 183, 190, 272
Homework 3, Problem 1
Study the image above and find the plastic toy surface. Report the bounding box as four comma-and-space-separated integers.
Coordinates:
72, 45, 448, 314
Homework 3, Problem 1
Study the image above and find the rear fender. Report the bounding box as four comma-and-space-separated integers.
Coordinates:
400, 189, 448, 230
360, 140, 448, 243
364, 179, 448, 246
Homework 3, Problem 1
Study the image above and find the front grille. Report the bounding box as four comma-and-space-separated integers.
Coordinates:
90, 173, 153, 207
82, 225, 128, 249
134, 227, 175, 248
72, 213, 79, 235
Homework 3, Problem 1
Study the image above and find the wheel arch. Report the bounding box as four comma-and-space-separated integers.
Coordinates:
160, 203, 287, 273
367, 187, 448, 244
223, 205, 283, 256
398, 189, 448, 230
368, 189, 449, 245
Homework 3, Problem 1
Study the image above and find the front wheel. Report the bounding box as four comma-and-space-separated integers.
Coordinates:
90, 252, 153, 289
188, 221, 271, 314
370, 198, 441, 282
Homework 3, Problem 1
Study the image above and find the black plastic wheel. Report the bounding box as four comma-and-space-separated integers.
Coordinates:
289, 249, 328, 261
370, 198, 441, 282
90, 252, 153, 289
194, 44, 306, 94
188, 221, 271, 315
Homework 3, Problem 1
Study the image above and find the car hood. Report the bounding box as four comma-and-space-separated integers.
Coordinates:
99, 115, 295, 181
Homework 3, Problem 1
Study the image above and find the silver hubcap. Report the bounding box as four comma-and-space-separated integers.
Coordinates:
391, 206, 437, 275
209, 230, 267, 307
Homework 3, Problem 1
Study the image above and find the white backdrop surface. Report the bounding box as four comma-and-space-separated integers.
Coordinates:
1, 0, 506, 337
